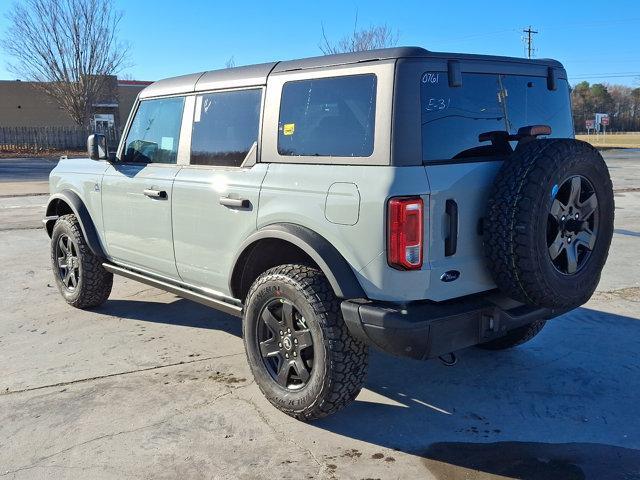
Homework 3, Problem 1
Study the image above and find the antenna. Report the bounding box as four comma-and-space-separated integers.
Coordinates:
522, 26, 538, 59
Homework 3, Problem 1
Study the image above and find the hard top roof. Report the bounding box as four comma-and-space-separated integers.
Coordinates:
139, 46, 564, 99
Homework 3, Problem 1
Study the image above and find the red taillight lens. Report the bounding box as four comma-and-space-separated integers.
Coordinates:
388, 197, 424, 270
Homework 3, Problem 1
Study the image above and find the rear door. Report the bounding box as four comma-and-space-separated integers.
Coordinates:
419, 67, 574, 300
172, 88, 267, 294
101, 96, 186, 277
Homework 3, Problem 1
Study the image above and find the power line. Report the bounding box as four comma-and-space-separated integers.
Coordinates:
522, 26, 538, 59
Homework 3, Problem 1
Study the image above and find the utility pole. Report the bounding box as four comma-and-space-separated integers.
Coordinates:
522, 26, 538, 59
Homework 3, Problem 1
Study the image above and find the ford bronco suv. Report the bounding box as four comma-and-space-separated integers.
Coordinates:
45, 47, 614, 421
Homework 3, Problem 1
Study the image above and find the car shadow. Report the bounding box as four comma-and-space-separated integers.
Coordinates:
94, 299, 640, 479
421, 441, 640, 480
95, 298, 242, 337
312, 306, 640, 479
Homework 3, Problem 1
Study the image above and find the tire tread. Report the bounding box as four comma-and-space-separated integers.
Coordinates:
244, 264, 368, 421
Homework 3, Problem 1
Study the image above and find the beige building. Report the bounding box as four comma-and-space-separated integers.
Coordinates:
0, 77, 152, 131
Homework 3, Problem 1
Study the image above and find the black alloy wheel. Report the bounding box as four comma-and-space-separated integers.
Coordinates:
257, 298, 314, 390
55, 233, 80, 291
242, 264, 368, 420
547, 175, 598, 275
50, 214, 113, 309
484, 138, 614, 309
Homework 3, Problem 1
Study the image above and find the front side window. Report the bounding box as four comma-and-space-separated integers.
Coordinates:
278, 74, 377, 157
123, 97, 185, 164
191, 89, 262, 167
421, 72, 573, 162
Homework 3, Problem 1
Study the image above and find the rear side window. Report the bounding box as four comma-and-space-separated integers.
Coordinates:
278, 74, 376, 157
191, 89, 262, 167
123, 97, 185, 164
421, 72, 573, 162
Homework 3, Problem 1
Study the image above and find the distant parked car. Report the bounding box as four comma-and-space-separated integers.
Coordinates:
44, 47, 614, 421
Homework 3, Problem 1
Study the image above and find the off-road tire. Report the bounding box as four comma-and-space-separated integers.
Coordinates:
243, 264, 368, 421
478, 320, 546, 350
484, 139, 614, 309
51, 214, 113, 309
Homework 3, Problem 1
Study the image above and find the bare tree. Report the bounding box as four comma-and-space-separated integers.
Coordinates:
225, 56, 236, 69
2, 0, 130, 126
319, 13, 398, 55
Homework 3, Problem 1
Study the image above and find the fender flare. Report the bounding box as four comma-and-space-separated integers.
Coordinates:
230, 223, 366, 299
45, 190, 107, 259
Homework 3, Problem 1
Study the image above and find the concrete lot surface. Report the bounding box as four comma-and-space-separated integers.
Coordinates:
1, 151, 639, 479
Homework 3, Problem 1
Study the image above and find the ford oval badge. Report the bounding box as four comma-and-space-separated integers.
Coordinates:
440, 270, 460, 282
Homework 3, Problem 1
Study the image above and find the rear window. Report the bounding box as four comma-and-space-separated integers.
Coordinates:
278, 74, 376, 157
421, 72, 573, 162
191, 88, 262, 167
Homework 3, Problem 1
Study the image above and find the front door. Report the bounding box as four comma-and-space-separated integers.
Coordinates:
172, 88, 266, 294
101, 96, 186, 278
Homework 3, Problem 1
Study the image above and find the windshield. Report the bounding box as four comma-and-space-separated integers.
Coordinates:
421, 72, 573, 162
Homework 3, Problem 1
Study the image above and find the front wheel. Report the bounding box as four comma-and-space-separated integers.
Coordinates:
51, 214, 113, 309
243, 264, 368, 421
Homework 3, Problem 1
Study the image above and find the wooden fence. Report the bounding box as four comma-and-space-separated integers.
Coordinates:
0, 126, 121, 152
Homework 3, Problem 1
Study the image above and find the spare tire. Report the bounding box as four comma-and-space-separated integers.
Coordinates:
484, 139, 614, 309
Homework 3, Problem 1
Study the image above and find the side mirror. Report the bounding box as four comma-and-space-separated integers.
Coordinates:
87, 134, 108, 160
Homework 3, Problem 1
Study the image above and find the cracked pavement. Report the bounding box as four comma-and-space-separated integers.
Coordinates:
1, 150, 640, 479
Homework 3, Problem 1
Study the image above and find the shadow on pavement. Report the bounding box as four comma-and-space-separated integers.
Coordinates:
314, 306, 640, 479
95, 298, 242, 337
422, 441, 640, 480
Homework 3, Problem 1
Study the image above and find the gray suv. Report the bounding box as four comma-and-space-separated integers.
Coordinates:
44, 47, 614, 420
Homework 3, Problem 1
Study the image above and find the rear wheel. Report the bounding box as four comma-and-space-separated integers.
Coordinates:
243, 264, 368, 421
51, 214, 113, 309
477, 320, 546, 350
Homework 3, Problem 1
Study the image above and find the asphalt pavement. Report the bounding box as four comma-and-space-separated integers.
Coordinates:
0, 156, 58, 197
1, 150, 639, 479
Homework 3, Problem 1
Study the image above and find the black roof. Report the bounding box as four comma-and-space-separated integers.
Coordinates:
273, 46, 563, 72
140, 46, 564, 99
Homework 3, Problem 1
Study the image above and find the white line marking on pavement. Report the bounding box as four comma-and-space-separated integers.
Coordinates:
0, 204, 46, 209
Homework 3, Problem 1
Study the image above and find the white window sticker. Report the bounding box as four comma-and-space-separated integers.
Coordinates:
194, 96, 203, 123
161, 137, 174, 151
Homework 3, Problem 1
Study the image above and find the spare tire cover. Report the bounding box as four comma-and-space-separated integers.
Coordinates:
484, 139, 614, 309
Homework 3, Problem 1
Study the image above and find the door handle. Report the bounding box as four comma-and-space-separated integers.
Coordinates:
219, 196, 250, 208
143, 189, 167, 199
445, 199, 458, 257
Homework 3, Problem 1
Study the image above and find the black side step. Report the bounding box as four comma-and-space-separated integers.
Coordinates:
102, 263, 243, 317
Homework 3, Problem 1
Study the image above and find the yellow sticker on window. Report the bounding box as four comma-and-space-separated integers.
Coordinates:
283, 123, 295, 136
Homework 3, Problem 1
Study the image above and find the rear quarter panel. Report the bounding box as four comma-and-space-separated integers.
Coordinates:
258, 164, 434, 302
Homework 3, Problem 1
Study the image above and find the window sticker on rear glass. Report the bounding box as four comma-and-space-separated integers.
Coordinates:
283, 123, 295, 136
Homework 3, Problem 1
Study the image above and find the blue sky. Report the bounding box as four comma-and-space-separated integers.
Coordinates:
1, 0, 639, 86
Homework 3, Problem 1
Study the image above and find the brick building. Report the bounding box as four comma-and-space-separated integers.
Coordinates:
0, 76, 152, 132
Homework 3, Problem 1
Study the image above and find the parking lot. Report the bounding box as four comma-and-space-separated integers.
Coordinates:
1, 151, 639, 479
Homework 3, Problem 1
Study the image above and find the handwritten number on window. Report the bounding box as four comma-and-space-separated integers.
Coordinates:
422, 72, 440, 84
425, 98, 451, 111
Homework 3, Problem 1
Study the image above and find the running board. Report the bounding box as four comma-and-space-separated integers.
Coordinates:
102, 263, 243, 317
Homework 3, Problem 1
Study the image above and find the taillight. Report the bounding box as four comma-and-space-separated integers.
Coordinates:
387, 197, 424, 270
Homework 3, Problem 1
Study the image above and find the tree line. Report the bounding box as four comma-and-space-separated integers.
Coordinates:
572, 82, 640, 133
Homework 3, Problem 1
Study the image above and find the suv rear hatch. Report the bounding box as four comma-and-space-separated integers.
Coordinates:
419, 65, 573, 301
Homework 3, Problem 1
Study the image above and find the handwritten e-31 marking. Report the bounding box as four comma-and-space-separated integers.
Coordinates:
425, 98, 451, 111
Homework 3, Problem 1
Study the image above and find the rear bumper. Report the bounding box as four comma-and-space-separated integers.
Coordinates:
341, 291, 567, 360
